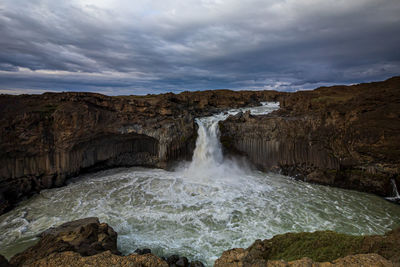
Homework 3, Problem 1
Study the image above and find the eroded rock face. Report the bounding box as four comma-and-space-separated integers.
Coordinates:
9, 217, 118, 267
0, 90, 282, 215
220, 76, 400, 197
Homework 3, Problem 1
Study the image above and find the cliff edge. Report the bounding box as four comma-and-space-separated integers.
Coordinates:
220, 76, 400, 197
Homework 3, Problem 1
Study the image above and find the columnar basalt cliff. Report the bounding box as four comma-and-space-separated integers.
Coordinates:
0, 90, 282, 214
220, 77, 400, 197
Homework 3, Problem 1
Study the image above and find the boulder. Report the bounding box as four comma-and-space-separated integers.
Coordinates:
10, 217, 119, 266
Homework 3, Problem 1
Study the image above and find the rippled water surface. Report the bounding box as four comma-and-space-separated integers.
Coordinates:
1, 103, 400, 266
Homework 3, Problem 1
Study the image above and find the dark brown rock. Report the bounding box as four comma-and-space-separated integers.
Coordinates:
188, 261, 205, 267
176, 256, 189, 267
29, 250, 168, 267
220, 76, 400, 197
9, 217, 119, 266
167, 254, 180, 265
135, 248, 152, 255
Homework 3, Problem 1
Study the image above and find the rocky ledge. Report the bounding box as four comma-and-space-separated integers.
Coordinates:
1, 217, 399, 266
0, 90, 282, 215
220, 76, 400, 198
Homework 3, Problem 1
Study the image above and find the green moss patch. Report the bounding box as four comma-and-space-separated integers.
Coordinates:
268, 231, 364, 262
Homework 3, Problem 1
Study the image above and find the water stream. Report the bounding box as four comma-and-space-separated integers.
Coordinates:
1, 103, 400, 266
386, 179, 400, 202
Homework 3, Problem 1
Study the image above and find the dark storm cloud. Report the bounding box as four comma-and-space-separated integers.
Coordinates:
0, 0, 399, 95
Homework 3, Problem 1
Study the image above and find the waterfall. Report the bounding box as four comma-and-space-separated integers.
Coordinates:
391, 179, 400, 198
386, 179, 400, 203
183, 102, 280, 183
190, 117, 224, 169
185, 114, 236, 182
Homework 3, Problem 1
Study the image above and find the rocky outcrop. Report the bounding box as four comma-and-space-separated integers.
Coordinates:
220, 76, 400, 197
0, 90, 282, 215
9, 217, 119, 266
214, 227, 400, 266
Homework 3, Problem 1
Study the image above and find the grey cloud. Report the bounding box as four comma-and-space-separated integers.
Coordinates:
0, 0, 399, 95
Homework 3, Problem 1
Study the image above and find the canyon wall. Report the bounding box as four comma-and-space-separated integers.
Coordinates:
220, 77, 400, 197
0, 90, 282, 214
1, 77, 399, 215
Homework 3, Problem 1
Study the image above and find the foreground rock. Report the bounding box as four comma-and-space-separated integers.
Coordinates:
215, 253, 395, 267
6, 217, 400, 267
0, 90, 282, 215
215, 227, 400, 266
29, 251, 168, 267
10, 217, 118, 266
220, 76, 400, 197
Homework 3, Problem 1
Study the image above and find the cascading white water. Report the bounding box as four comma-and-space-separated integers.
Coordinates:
393, 180, 400, 198
184, 102, 279, 183
1, 102, 400, 267
387, 179, 400, 201
187, 117, 224, 173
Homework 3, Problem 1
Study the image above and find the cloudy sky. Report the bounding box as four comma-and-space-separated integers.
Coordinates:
0, 0, 399, 95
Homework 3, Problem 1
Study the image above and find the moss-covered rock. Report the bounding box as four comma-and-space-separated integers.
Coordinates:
215, 227, 400, 266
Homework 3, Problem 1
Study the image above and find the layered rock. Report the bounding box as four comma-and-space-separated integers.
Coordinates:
0, 90, 282, 215
220, 76, 400, 197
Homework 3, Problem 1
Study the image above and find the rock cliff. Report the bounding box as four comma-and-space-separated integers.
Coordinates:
220, 76, 400, 197
0, 90, 282, 215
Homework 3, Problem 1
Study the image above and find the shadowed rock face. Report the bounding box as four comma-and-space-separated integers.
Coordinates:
220, 76, 400, 197
0, 90, 282, 215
